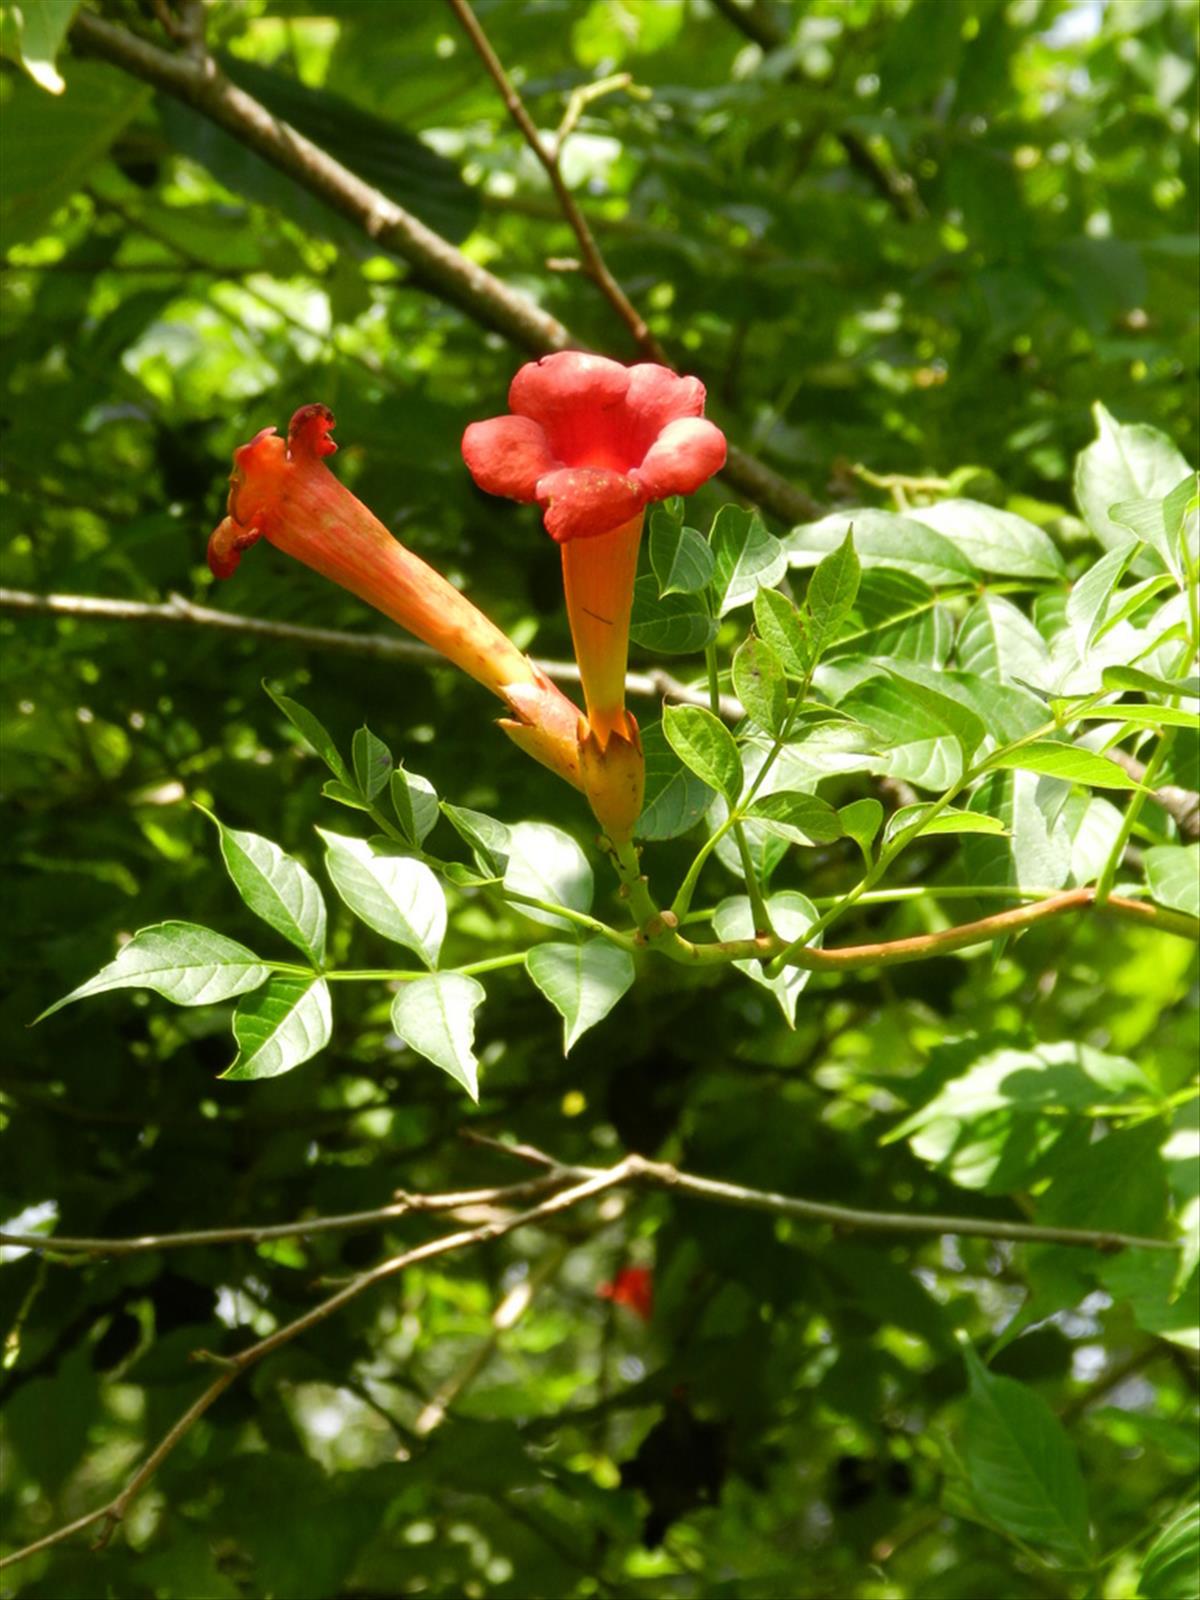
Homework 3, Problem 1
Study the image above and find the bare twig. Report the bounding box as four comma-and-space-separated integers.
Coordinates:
67, 10, 820, 523
0, 1162, 635, 1573
0, 1176, 567, 1258
445, 0, 664, 362
1, 1135, 1176, 1569
5, 1140, 1176, 1271
0, 587, 736, 714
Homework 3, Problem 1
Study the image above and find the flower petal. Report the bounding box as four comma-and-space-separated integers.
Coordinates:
624, 364, 706, 438
535, 466, 644, 543
462, 415, 559, 503
632, 416, 728, 500
510, 352, 634, 467
509, 351, 631, 427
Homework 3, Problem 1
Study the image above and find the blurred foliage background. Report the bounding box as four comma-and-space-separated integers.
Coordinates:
1, 0, 1198, 1596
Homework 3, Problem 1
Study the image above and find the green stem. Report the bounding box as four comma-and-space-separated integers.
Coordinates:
672, 648, 814, 924
764, 693, 1116, 977
705, 641, 773, 935
316, 952, 532, 983
1095, 728, 1175, 904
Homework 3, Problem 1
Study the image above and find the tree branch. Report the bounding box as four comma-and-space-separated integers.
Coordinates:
446, 0, 663, 361
0, 586, 735, 714
5, 1145, 1176, 1269
67, 10, 820, 523
0, 1161, 635, 1574
0, 1176, 566, 1257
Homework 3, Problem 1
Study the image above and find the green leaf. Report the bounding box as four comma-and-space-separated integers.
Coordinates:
630, 575, 718, 654
744, 790, 842, 845
840, 674, 968, 790
1102, 665, 1200, 698
526, 939, 636, 1054
1059, 792, 1124, 887
650, 513, 715, 596
709, 504, 787, 615
636, 720, 715, 840
986, 741, 1141, 790
223, 976, 332, 1081
787, 509, 977, 587
502, 822, 594, 931
1098, 1251, 1200, 1350
1066, 537, 1139, 652
0, 61, 151, 244
960, 1344, 1092, 1568
319, 830, 445, 967
0, 0, 78, 93
39, 923, 271, 1020
957, 594, 1052, 689
391, 974, 486, 1100
199, 808, 327, 966
352, 726, 392, 802
1139, 1504, 1200, 1600
752, 586, 809, 676
265, 685, 352, 784
662, 704, 743, 805
1144, 845, 1200, 921
712, 891, 820, 1026
881, 664, 987, 760
390, 766, 440, 848
883, 805, 1007, 844
1075, 402, 1193, 552
1073, 704, 1199, 730
963, 770, 1073, 893
891, 1038, 1151, 1191
839, 798, 884, 864
1111, 472, 1198, 577
440, 803, 510, 875
907, 500, 1066, 579
732, 636, 788, 735
322, 779, 370, 813
804, 529, 862, 658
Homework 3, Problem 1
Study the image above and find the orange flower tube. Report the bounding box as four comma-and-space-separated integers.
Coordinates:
462, 354, 727, 839
208, 404, 584, 790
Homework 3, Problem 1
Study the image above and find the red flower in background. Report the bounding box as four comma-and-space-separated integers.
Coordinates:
208, 404, 586, 790
462, 354, 726, 840
598, 1265, 654, 1323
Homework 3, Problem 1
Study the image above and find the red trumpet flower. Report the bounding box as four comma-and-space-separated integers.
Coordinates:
462, 354, 726, 837
208, 405, 585, 790
598, 1265, 654, 1323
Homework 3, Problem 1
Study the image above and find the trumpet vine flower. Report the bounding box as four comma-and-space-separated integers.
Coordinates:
208, 404, 585, 790
462, 353, 727, 838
